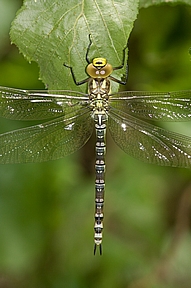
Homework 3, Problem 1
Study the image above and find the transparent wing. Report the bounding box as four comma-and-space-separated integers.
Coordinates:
108, 107, 191, 168
110, 90, 191, 121
0, 86, 88, 120
0, 107, 93, 164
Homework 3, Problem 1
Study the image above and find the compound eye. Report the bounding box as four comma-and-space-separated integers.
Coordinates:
86, 63, 113, 78
93, 58, 107, 68
101, 64, 113, 77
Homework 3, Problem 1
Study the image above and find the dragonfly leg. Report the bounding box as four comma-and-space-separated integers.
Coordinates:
113, 41, 128, 71
86, 34, 93, 64
63, 34, 93, 85
112, 41, 128, 85
63, 63, 89, 86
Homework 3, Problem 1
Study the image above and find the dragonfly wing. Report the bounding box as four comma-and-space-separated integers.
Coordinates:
0, 86, 88, 120
108, 107, 191, 167
0, 107, 93, 163
110, 91, 191, 121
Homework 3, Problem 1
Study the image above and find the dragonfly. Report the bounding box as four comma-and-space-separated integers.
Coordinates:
1, 35, 191, 255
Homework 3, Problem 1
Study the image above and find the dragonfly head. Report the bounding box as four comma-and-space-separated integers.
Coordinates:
93, 58, 107, 68
86, 57, 113, 78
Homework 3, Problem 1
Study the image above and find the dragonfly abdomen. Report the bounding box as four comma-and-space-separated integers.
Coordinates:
94, 112, 107, 255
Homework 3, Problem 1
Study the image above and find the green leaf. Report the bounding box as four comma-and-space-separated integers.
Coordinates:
10, 0, 139, 92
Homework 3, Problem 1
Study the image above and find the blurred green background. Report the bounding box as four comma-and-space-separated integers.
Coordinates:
0, 1, 191, 287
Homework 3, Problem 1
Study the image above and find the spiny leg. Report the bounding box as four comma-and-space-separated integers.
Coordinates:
63, 34, 93, 85
109, 43, 128, 85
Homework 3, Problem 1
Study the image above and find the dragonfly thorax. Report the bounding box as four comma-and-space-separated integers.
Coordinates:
88, 78, 110, 118
89, 78, 110, 99
86, 58, 113, 79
